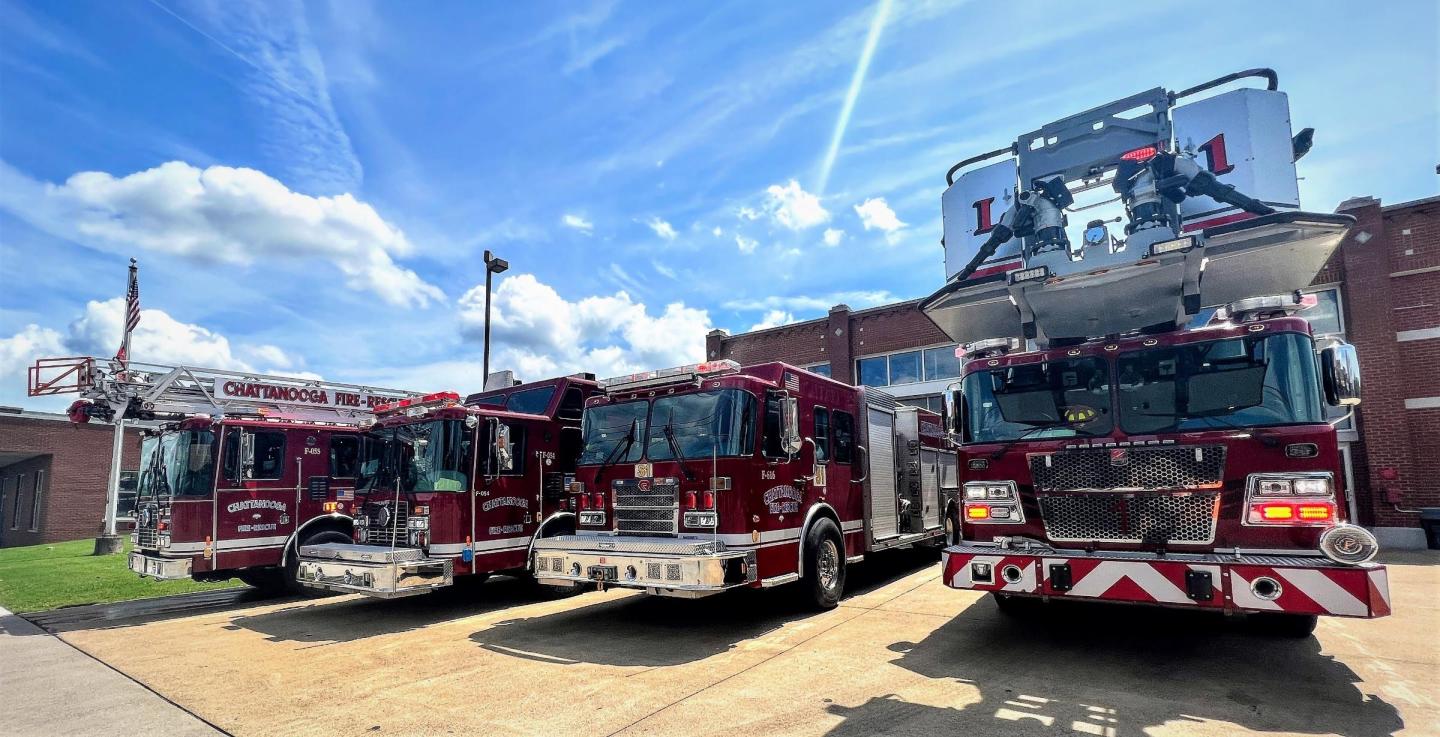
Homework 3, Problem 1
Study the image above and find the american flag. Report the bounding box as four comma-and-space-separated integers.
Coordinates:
114, 259, 139, 365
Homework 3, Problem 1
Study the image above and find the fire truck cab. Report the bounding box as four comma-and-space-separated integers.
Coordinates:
295, 374, 600, 598
921, 69, 1388, 634
531, 360, 957, 609
25, 355, 423, 592
129, 416, 370, 589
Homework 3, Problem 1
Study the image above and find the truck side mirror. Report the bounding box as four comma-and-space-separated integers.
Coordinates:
781, 397, 802, 455
1321, 343, 1361, 407
943, 382, 964, 438
492, 421, 514, 472
238, 431, 256, 480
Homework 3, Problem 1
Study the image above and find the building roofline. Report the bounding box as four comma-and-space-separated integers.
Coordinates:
719, 297, 926, 342
1383, 194, 1440, 212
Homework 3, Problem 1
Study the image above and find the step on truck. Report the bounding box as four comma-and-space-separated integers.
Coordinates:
295, 374, 601, 597
27, 356, 423, 591
531, 360, 959, 608
921, 69, 1388, 634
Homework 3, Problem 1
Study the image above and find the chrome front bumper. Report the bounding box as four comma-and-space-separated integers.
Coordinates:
296, 543, 453, 599
129, 551, 192, 580
531, 534, 756, 598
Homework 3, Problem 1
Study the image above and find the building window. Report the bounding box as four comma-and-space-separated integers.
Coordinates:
901, 396, 945, 413
889, 351, 922, 384
857, 356, 888, 386
1305, 287, 1344, 338
11, 474, 24, 530
118, 470, 139, 520
804, 363, 832, 378
924, 346, 961, 381
28, 471, 43, 532
857, 345, 961, 387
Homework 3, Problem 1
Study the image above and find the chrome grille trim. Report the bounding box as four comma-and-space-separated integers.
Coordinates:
1038, 492, 1220, 544
1029, 445, 1226, 492
135, 503, 161, 548
614, 479, 678, 536
362, 501, 409, 547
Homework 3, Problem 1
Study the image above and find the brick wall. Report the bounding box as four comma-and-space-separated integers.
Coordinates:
0, 414, 142, 546
707, 299, 951, 385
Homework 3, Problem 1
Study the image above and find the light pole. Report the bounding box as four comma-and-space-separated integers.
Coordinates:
482, 250, 509, 389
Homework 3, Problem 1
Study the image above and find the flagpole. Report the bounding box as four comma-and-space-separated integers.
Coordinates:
95, 258, 138, 555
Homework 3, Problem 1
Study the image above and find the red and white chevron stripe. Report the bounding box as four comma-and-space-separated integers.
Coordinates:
941, 548, 1390, 618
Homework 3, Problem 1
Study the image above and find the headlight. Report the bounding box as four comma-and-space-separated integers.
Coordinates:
408, 517, 429, 530
964, 481, 1016, 500
1293, 477, 1331, 496
579, 511, 606, 526
157, 534, 171, 548
1257, 479, 1293, 495
356, 528, 369, 543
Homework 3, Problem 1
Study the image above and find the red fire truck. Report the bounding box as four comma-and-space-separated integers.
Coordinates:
27, 356, 423, 591
530, 360, 957, 609
922, 70, 1389, 635
295, 374, 601, 598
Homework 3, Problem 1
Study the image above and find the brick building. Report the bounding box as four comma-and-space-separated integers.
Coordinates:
0, 408, 142, 547
707, 195, 1439, 545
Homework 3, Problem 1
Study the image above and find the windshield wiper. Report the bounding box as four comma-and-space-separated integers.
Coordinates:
662, 409, 697, 482
595, 419, 638, 484
987, 420, 1086, 460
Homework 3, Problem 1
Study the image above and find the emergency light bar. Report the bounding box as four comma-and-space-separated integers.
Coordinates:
603, 360, 740, 393
373, 391, 460, 416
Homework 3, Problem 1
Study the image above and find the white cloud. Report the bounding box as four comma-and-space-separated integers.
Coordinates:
749, 310, 797, 331
712, 226, 724, 237
66, 298, 255, 371
242, 344, 294, 369
736, 206, 760, 221
0, 160, 444, 308
561, 213, 594, 234
735, 235, 759, 254
456, 273, 713, 379
854, 197, 907, 243
0, 324, 66, 383
823, 228, 845, 247
651, 260, 678, 279
646, 216, 678, 240
764, 179, 830, 230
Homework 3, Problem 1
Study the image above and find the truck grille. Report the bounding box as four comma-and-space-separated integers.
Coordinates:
134, 503, 161, 548
614, 478, 678, 536
362, 501, 409, 547
1029, 445, 1225, 492
1038, 493, 1221, 544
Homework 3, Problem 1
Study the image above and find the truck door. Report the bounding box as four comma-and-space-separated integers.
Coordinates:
214, 426, 303, 569
473, 418, 533, 568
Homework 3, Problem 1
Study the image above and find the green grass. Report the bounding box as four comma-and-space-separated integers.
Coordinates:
0, 538, 240, 613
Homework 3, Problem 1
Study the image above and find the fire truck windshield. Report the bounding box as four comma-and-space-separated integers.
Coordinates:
579, 390, 757, 465
962, 357, 1112, 442
137, 430, 216, 499
647, 389, 756, 460
578, 401, 647, 465
1117, 332, 1323, 433
358, 420, 472, 493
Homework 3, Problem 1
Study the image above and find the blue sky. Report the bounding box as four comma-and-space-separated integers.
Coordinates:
1, 0, 1436, 408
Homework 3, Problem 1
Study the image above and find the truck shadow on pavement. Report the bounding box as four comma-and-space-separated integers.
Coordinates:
468, 547, 941, 668
825, 597, 1404, 737
224, 575, 567, 644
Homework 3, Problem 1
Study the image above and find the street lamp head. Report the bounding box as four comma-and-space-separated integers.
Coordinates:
488, 257, 509, 274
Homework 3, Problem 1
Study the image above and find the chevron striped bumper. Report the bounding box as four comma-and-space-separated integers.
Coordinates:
942, 543, 1391, 618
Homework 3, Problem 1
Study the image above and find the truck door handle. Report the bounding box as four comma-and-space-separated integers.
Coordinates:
852, 445, 868, 483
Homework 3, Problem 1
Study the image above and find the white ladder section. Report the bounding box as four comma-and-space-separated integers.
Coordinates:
28, 356, 423, 424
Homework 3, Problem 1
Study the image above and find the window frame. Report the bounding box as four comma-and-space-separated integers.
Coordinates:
486, 422, 527, 477
329, 434, 360, 479
28, 470, 43, 532
11, 474, 25, 530
832, 410, 855, 465
812, 406, 831, 464
856, 342, 961, 387
802, 362, 832, 378
249, 430, 288, 481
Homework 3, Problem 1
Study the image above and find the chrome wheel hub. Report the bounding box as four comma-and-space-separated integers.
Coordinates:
817, 539, 839, 590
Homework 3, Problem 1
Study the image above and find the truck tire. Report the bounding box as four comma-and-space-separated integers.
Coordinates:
1249, 612, 1318, 638
284, 529, 350, 596
236, 568, 287, 594
802, 518, 846, 610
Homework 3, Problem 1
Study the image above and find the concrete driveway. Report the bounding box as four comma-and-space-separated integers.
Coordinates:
32, 549, 1440, 737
